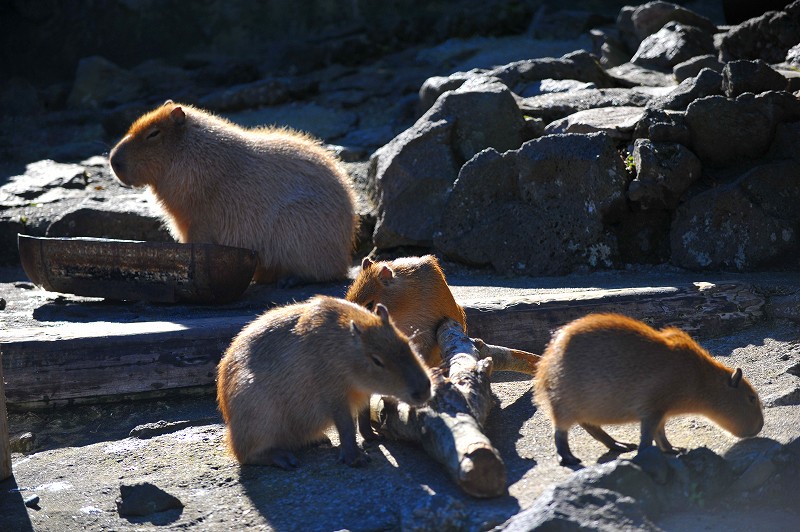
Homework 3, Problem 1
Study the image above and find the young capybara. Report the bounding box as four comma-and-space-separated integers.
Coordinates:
216, 296, 432, 469
346, 255, 467, 368
109, 100, 357, 285
534, 313, 764, 466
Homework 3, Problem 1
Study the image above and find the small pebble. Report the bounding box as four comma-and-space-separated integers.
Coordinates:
24, 494, 40, 508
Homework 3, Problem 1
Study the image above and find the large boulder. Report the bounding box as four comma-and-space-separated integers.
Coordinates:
544, 106, 644, 141
630, 22, 715, 71
672, 54, 724, 82
370, 77, 525, 249
67, 56, 145, 109
671, 160, 800, 270
434, 133, 629, 275
684, 91, 800, 168
630, 1, 717, 41
646, 68, 722, 111
718, 1, 800, 63
519, 88, 653, 124
486, 50, 616, 94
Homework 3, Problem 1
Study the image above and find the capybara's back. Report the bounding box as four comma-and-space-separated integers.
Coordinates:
217, 296, 431, 467
109, 101, 357, 284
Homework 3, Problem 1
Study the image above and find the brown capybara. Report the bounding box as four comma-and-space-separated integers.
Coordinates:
109, 100, 357, 285
534, 313, 764, 466
346, 255, 466, 368
216, 296, 432, 469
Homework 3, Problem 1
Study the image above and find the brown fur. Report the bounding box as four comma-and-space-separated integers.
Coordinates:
109, 100, 357, 284
216, 296, 431, 468
534, 313, 764, 465
345, 255, 467, 367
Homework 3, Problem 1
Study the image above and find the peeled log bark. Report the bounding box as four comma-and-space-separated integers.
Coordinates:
1, 357, 11, 480
475, 339, 540, 375
371, 319, 507, 498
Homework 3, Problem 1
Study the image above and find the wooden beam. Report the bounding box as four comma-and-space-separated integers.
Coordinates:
0, 282, 764, 408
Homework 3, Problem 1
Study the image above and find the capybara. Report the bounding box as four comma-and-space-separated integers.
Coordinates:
109, 100, 357, 285
216, 296, 432, 468
534, 313, 764, 466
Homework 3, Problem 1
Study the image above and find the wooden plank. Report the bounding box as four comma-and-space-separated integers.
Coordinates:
1, 354, 11, 480
0, 282, 764, 408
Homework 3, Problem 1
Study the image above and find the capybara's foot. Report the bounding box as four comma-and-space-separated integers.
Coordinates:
338, 446, 371, 467
267, 449, 300, 470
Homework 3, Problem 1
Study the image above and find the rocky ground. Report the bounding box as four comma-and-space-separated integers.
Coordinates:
2, 0, 800, 530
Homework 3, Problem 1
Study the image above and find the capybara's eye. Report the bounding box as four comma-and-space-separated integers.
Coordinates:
370, 355, 385, 368
146, 129, 161, 139
749, 395, 756, 404
365, 301, 374, 311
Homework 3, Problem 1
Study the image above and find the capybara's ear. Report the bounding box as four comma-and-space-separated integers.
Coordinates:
729, 367, 743, 388
170, 105, 186, 125
163, 99, 174, 107
378, 265, 393, 283
361, 257, 374, 270
350, 320, 361, 336
375, 303, 390, 324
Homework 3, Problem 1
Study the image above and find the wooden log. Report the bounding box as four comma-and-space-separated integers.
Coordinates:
475, 339, 539, 375
1, 355, 11, 480
371, 319, 506, 498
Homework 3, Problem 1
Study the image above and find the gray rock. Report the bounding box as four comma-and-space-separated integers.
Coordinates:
722, 59, 788, 97
434, 133, 628, 275
523, 78, 598, 97
631, 1, 717, 41
46, 196, 173, 242
766, 121, 800, 160
730, 455, 777, 491
487, 50, 616, 94
371, 77, 525, 249
116, 482, 183, 517
616, 5, 642, 54
418, 73, 471, 114
628, 139, 702, 209
67, 56, 145, 109
401, 495, 470, 532
787, 42, 800, 65
685, 91, 800, 168
765, 291, 800, 323
647, 68, 723, 111
0, 160, 88, 200
606, 62, 678, 88
718, 1, 800, 63
672, 54, 724, 82
198, 77, 298, 112
634, 108, 691, 145
613, 205, 672, 265
544, 106, 645, 141
497, 486, 657, 531
222, 102, 358, 141
9, 431, 36, 453
631, 21, 716, 71
670, 160, 800, 270
519, 88, 653, 124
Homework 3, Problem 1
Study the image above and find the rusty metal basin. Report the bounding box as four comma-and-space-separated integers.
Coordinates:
18, 235, 258, 304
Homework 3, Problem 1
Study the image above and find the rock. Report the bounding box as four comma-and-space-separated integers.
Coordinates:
767, 121, 800, 160
67, 56, 145, 109
371, 76, 525, 249
0, 160, 88, 200
606, 62, 678, 88
544, 106, 644, 141
685, 91, 800, 168
497, 486, 658, 531
632, 446, 671, 485
612, 205, 672, 264
45, 196, 173, 242
722, 59, 788, 97
522, 78, 598, 98
718, 1, 800, 63
787, 42, 800, 65
24, 495, 40, 509
9, 432, 36, 453
616, 5, 642, 54
222, 102, 358, 141
0, 77, 43, 117
519, 88, 653, 124
730, 455, 777, 491
116, 482, 183, 517
631, 21, 716, 71
672, 54, 724, 82
197, 78, 296, 112
670, 160, 800, 270
487, 50, 617, 94
631, 1, 717, 41
765, 291, 800, 323
676, 447, 735, 502
130, 420, 202, 439
634, 108, 691, 144
764, 385, 800, 407
646, 68, 723, 111
434, 133, 628, 275
627, 139, 702, 209
418, 73, 471, 114
529, 9, 612, 40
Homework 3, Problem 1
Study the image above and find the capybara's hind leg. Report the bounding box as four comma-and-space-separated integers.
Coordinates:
248, 447, 300, 470
580, 423, 637, 453
639, 413, 666, 450
555, 429, 581, 466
